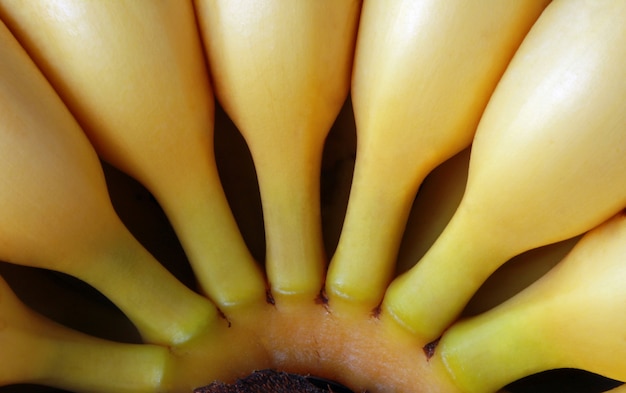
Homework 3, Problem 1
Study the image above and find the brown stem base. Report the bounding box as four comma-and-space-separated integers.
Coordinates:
194, 369, 355, 393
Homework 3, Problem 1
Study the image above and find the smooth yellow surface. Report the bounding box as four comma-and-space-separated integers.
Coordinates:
0, 0, 267, 307
327, 0, 550, 310
439, 212, 626, 392
196, 0, 361, 297
0, 20, 217, 347
384, 0, 626, 342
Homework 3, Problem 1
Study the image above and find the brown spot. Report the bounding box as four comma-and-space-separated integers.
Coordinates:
423, 338, 440, 360
370, 305, 382, 319
315, 289, 331, 313
266, 289, 276, 306
216, 308, 232, 328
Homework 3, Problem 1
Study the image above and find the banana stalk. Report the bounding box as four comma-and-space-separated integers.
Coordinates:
326, 0, 550, 310
384, 0, 626, 341
438, 212, 626, 392
0, 274, 170, 393
0, 20, 217, 346
0, 0, 267, 308
399, 148, 580, 316
195, 0, 361, 300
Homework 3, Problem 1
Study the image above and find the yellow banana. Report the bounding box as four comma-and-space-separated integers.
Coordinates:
0, 262, 140, 343
0, 273, 172, 393
399, 147, 580, 318
326, 0, 550, 310
0, 0, 267, 308
438, 212, 626, 392
195, 0, 361, 300
0, 20, 216, 346
0, 0, 622, 392
384, 0, 626, 341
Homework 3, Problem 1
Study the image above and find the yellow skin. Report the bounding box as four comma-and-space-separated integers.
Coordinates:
0, 275, 171, 392
440, 212, 626, 392
327, 0, 550, 311
195, 0, 361, 300
0, 20, 216, 347
0, 0, 624, 392
384, 0, 626, 342
0, 0, 267, 308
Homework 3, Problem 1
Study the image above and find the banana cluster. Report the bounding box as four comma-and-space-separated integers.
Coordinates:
0, 1, 624, 393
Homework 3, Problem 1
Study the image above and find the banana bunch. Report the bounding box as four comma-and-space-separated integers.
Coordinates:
0, 19, 217, 347
439, 211, 626, 392
0, 1, 624, 393
327, 0, 549, 310
0, 1, 266, 309
195, 0, 361, 300
383, 0, 626, 342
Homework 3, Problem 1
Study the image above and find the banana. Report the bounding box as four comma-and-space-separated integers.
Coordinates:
395, 147, 573, 316
0, 20, 217, 346
0, 0, 267, 309
0, 273, 171, 393
384, 0, 626, 341
195, 0, 361, 300
438, 212, 626, 393
326, 0, 550, 310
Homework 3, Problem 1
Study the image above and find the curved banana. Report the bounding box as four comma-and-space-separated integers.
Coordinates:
0, 20, 217, 346
438, 212, 626, 392
0, 0, 267, 308
195, 0, 361, 300
326, 0, 550, 310
384, 0, 626, 341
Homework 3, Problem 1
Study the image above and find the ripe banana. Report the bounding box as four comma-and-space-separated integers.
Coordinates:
0, 20, 217, 347
438, 212, 626, 392
0, 0, 622, 392
397, 144, 579, 326
195, 0, 361, 300
384, 0, 626, 341
326, 0, 550, 310
0, 0, 267, 308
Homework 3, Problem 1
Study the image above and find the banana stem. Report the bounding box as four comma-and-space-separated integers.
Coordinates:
382, 207, 513, 341
327, 156, 428, 310
147, 153, 267, 309
0, 276, 171, 393
439, 212, 626, 391
73, 225, 219, 346
437, 302, 560, 393
39, 334, 170, 393
255, 143, 328, 300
